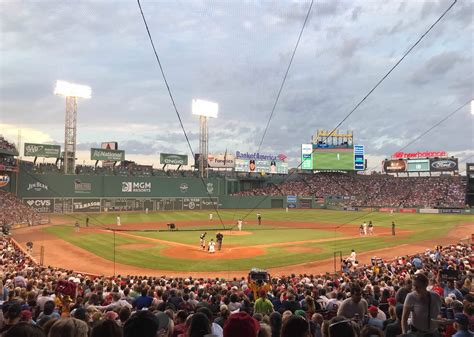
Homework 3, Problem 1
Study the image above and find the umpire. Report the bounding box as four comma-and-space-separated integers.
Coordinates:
216, 232, 224, 251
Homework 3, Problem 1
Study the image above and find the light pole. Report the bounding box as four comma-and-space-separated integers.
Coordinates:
192, 99, 219, 178
54, 81, 91, 174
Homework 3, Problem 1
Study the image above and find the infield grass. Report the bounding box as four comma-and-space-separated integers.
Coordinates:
44, 209, 472, 272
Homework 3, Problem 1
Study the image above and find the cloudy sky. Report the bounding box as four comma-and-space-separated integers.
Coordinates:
0, 0, 472, 170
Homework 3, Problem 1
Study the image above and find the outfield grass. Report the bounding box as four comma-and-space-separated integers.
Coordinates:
45, 209, 472, 272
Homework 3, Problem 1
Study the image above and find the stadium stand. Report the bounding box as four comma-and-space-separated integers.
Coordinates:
0, 235, 471, 336
235, 173, 467, 208
0, 136, 17, 155
0, 191, 41, 227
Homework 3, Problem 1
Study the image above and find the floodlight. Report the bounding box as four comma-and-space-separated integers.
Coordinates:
192, 99, 218, 118
54, 80, 92, 99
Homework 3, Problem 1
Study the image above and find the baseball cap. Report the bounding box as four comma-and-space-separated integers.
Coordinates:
224, 312, 259, 337
387, 297, 396, 305
368, 305, 378, 313
454, 313, 469, 327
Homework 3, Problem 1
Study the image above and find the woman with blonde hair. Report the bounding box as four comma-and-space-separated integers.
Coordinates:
48, 317, 89, 337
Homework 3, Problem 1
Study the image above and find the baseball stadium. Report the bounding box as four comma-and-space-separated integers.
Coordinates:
1, 1, 473, 337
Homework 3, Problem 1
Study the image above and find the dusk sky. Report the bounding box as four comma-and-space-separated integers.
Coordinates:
1, 0, 472, 170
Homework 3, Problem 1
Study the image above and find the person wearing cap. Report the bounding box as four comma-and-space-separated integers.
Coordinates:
401, 273, 442, 335
254, 290, 274, 316
367, 305, 384, 329
223, 312, 259, 337
452, 313, 471, 337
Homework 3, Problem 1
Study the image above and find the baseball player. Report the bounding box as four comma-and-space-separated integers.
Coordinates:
208, 239, 216, 254
199, 232, 207, 250
116, 215, 121, 226
362, 221, 367, 236
237, 219, 243, 231
368, 221, 374, 235
209, 213, 213, 221
74, 221, 80, 233
257, 213, 262, 225
359, 224, 364, 236
392, 221, 396, 236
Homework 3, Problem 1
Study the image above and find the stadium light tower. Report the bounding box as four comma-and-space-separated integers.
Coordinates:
192, 99, 218, 178
471, 100, 474, 115
54, 80, 91, 174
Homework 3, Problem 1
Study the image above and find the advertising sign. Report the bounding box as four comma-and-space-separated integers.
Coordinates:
354, 145, 365, 171
399, 208, 417, 213
121, 181, 152, 193
207, 154, 235, 168
392, 151, 447, 159
23, 198, 54, 213
91, 148, 125, 161
24, 143, 61, 158
234, 158, 288, 174
301, 144, 313, 170
74, 179, 92, 194
429, 158, 458, 172
407, 159, 430, 172
383, 160, 407, 173
183, 198, 201, 210
0, 175, 10, 188
160, 153, 188, 166
287, 195, 297, 203
73, 198, 101, 212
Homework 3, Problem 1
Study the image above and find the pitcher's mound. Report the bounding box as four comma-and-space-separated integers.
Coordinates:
161, 245, 264, 260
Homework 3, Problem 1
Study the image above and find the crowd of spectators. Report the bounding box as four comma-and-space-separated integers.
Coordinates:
235, 173, 466, 208
0, 137, 17, 155
0, 158, 16, 169
0, 232, 471, 337
0, 191, 41, 227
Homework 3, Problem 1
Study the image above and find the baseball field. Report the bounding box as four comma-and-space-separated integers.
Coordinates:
12, 209, 473, 278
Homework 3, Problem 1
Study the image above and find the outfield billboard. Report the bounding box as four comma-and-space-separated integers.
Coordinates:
407, 159, 430, 172
301, 144, 313, 170
430, 158, 458, 172
24, 143, 61, 158
160, 153, 188, 165
207, 154, 235, 168
384, 159, 407, 173
91, 148, 125, 161
234, 159, 288, 174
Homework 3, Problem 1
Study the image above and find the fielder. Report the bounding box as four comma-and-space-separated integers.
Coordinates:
368, 221, 374, 235
209, 213, 213, 221
362, 221, 367, 236
74, 221, 80, 233
208, 239, 216, 254
199, 232, 207, 250
237, 219, 243, 231
116, 215, 121, 226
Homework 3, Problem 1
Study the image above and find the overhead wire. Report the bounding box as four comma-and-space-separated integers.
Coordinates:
137, 0, 226, 229
238, 0, 460, 222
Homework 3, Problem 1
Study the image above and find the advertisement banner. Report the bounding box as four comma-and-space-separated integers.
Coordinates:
207, 154, 235, 168
74, 179, 92, 194
183, 198, 201, 210
392, 151, 447, 159
91, 148, 125, 161
23, 198, 54, 213
419, 208, 439, 214
301, 144, 313, 170
399, 208, 417, 213
383, 160, 407, 173
440, 209, 462, 214
407, 159, 430, 172
429, 158, 458, 172
200, 198, 218, 209
73, 198, 101, 212
24, 143, 61, 158
379, 208, 396, 213
160, 153, 188, 166
287, 195, 297, 203
0, 175, 10, 188
234, 158, 288, 174
354, 145, 365, 171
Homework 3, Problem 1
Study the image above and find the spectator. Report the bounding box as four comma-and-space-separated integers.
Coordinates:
223, 312, 259, 337
3, 322, 45, 337
91, 319, 123, 337
281, 315, 310, 337
48, 317, 89, 337
337, 285, 368, 319
401, 273, 442, 335
188, 312, 213, 337
254, 290, 274, 316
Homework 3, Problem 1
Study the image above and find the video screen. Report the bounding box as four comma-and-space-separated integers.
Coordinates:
312, 148, 354, 170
